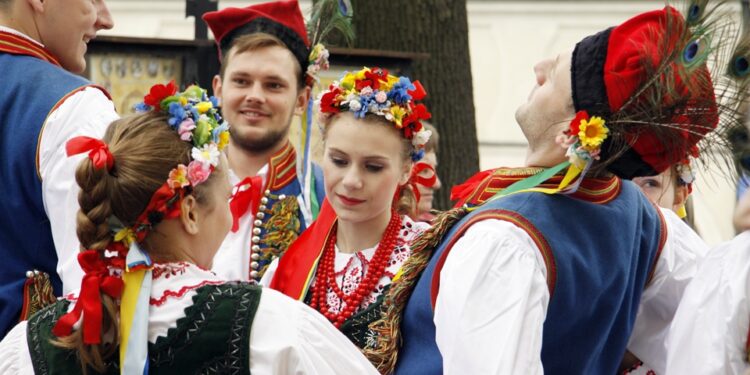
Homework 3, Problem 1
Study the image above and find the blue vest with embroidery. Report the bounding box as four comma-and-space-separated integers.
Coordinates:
251, 162, 325, 281
0, 53, 93, 338
394, 180, 664, 375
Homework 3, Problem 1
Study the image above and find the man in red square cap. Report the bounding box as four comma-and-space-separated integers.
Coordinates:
361, 4, 750, 374
202, 0, 327, 284
0, 0, 117, 339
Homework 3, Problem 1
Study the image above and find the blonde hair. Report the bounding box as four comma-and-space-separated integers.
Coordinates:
53, 111, 217, 373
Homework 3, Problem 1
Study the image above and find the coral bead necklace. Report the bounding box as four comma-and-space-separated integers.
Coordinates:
310, 209, 401, 328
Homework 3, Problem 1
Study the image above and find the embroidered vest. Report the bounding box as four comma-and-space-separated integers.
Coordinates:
0, 32, 109, 338
395, 172, 666, 375
243, 143, 326, 281
26, 283, 262, 374
300, 283, 390, 351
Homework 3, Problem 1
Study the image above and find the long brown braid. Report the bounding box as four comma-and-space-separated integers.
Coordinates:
52, 111, 200, 374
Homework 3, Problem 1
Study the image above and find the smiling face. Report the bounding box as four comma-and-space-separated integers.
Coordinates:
322, 112, 411, 226
515, 51, 575, 152
213, 44, 309, 153
34, 0, 113, 73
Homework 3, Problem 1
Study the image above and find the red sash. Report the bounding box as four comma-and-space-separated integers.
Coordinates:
269, 198, 337, 300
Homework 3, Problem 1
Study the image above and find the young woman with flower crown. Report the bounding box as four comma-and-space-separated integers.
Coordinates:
0, 82, 377, 374
264, 67, 433, 351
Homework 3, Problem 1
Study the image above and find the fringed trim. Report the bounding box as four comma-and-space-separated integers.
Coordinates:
19, 270, 56, 321
362, 207, 469, 374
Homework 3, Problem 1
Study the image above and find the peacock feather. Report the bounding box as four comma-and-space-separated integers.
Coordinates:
599, 0, 750, 178
307, 0, 355, 48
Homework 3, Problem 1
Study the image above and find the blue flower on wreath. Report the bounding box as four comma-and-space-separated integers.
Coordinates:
389, 77, 415, 105
211, 122, 229, 143
411, 149, 424, 162
167, 102, 187, 128
134, 102, 151, 112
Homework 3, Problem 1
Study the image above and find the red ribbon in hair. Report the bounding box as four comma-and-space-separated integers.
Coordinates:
229, 176, 264, 232
66, 136, 115, 171
409, 162, 437, 203
52, 250, 124, 344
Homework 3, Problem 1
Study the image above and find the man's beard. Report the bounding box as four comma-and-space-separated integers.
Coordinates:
230, 124, 291, 153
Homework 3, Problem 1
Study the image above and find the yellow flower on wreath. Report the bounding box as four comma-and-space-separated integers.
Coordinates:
578, 116, 609, 149
218, 130, 230, 150
390, 106, 406, 127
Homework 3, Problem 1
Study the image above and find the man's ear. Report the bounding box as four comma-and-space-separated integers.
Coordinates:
25, 0, 45, 13
212, 74, 223, 104
294, 85, 311, 116
180, 195, 200, 235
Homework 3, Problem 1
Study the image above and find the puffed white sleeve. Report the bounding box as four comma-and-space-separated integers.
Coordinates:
626, 208, 708, 374
249, 288, 378, 374
434, 219, 550, 375
664, 231, 750, 375
0, 321, 35, 374
38, 87, 118, 294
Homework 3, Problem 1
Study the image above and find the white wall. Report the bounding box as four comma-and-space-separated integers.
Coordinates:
99, 0, 741, 245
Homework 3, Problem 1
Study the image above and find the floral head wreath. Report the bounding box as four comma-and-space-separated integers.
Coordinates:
55, 82, 229, 372
318, 67, 432, 161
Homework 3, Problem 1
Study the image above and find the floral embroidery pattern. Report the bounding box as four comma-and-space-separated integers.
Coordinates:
313, 217, 426, 315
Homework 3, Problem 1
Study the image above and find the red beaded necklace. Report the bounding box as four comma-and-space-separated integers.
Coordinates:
310, 209, 401, 328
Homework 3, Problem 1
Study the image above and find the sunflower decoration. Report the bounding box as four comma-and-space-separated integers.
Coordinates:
556, 110, 610, 167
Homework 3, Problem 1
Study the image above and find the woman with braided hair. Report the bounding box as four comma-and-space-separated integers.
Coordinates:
0, 83, 377, 374
264, 67, 433, 355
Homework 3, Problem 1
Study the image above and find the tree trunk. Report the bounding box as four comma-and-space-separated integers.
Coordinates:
346, 0, 479, 209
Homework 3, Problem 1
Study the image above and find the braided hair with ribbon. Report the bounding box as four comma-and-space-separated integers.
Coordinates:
51, 82, 229, 374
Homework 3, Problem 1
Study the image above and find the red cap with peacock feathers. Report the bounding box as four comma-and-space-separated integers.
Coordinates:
571, 3, 749, 179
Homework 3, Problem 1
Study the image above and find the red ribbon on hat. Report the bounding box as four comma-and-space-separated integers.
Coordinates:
409, 162, 437, 203
66, 136, 115, 171
52, 250, 124, 344
230, 176, 264, 232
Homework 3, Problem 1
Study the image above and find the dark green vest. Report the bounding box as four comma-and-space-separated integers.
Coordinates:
304, 284, 390, 351
27, 283, 262, 375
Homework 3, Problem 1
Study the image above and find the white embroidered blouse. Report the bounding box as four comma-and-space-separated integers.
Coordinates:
0, 262, 378, 374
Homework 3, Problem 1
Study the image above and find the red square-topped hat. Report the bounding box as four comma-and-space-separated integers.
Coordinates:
203, 0, 310, 72
570, 6, 725, 179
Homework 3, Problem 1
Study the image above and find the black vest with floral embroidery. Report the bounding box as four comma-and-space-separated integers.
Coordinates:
26, 283, 261, 375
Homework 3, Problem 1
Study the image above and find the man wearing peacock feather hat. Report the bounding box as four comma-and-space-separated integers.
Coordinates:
360, 2, 750, 374
202, 0, 354, 283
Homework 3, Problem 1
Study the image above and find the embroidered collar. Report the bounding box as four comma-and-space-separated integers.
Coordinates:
0, 29, 60, 66
462, 167, 621, 206
149, 262, 224, 307
266, 141, 297, 191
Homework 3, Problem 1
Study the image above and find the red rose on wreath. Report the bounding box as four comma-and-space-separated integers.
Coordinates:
144, 80, 177, 108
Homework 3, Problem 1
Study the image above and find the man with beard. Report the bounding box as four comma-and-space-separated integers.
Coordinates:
203, 0, 326, 283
